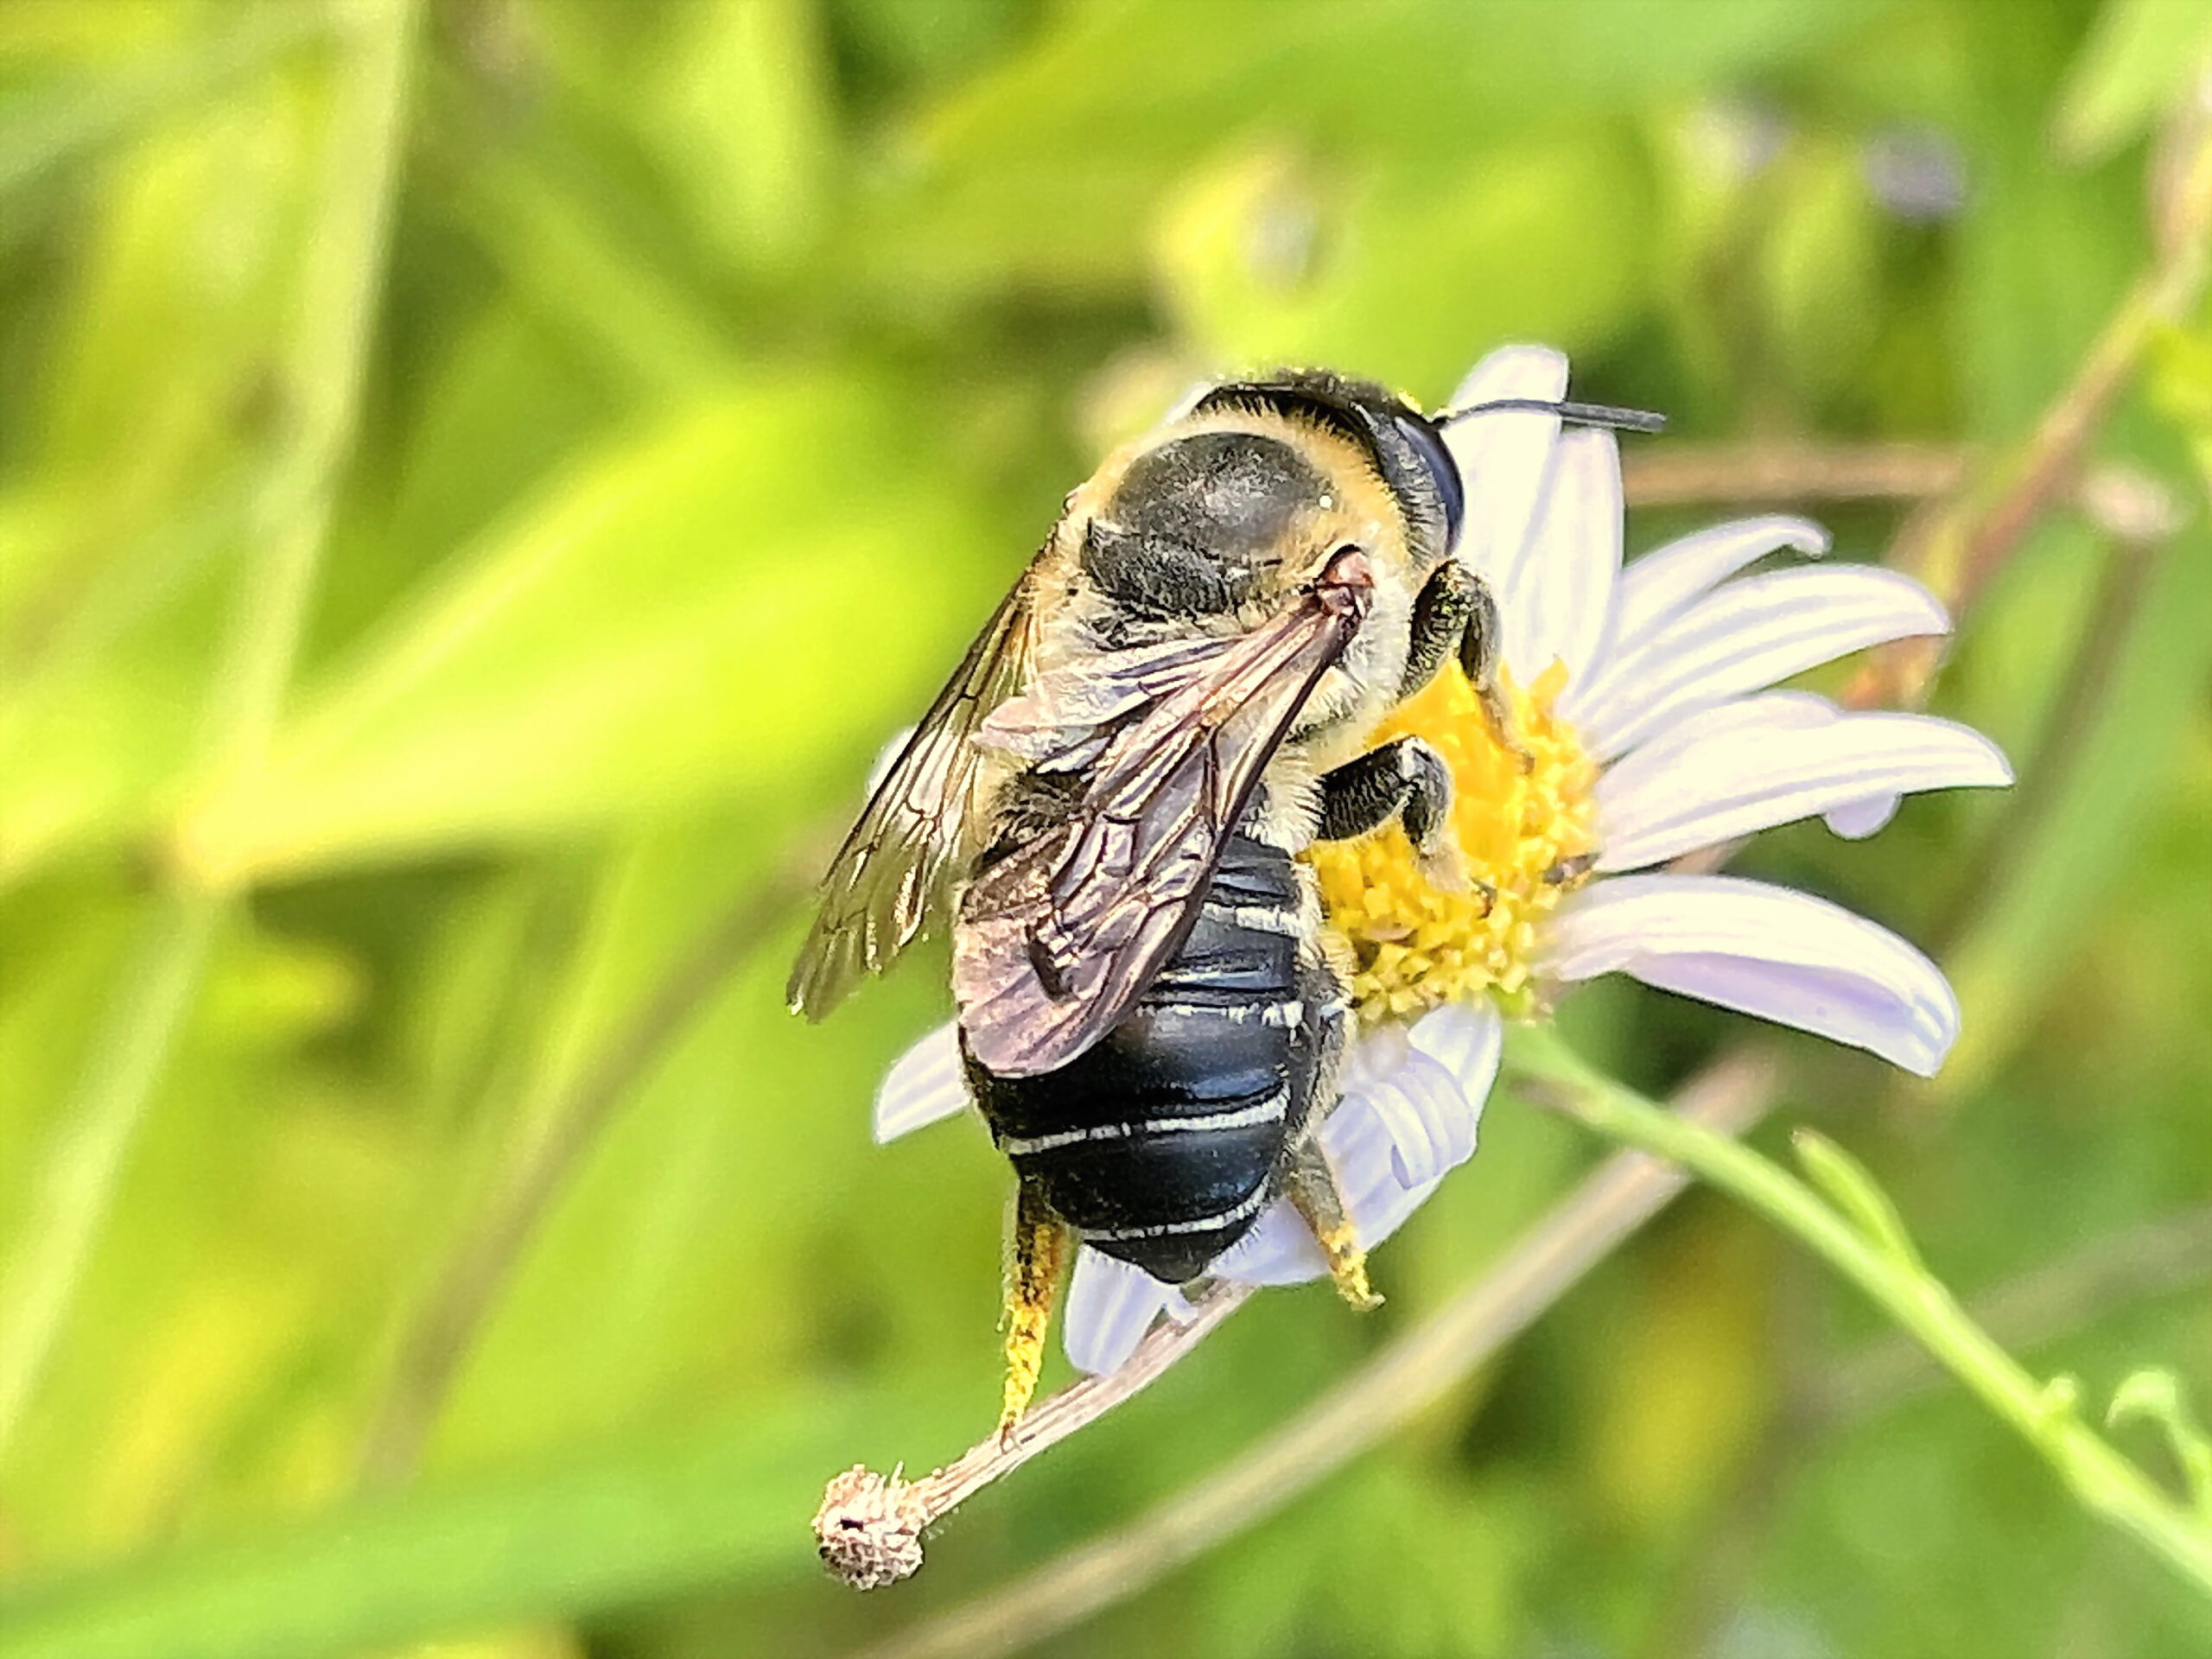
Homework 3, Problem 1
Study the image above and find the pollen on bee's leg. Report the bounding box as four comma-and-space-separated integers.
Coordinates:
998, 1184, 1069, 1440
1315, 1220, 1378, 1310
1285, 1140, 1382, 1313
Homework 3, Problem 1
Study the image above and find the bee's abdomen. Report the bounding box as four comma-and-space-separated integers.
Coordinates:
964, 835, 1342, 1284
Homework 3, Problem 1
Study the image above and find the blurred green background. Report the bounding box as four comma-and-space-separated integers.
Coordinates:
3, 1, 2211, 1655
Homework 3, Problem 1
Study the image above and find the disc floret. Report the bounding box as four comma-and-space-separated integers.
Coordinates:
1308, 660, 1597, 1023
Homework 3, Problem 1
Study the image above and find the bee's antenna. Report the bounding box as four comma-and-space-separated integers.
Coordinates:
1438, 397, 1668, 435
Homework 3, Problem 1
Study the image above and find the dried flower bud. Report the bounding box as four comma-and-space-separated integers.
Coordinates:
813, 1465, 929, 1590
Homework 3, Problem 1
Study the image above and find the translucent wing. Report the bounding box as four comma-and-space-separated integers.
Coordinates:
787, 570, 1039, 1019
955, 588, 1364, 1077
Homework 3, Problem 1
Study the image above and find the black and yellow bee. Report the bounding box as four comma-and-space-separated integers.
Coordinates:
790, 371, 1658, 1428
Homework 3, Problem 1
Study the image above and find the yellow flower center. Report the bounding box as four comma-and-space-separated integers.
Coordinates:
1306, 660, 1599, 1025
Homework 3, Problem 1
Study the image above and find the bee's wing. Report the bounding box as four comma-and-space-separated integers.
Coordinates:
954, 590, 1363, 1077
786, 571, 1040, 1019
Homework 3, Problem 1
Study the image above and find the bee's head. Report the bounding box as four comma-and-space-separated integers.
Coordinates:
1080, 372, 1458, 626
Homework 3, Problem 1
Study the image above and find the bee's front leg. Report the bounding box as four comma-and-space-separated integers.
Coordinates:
1400, 562, 1534, 772
1398, 560, 1477, 699
1315, 736, 1472, 894
998, 1179, 1071, 1440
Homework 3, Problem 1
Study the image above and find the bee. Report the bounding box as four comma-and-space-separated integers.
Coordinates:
790, 370, 1660, 1430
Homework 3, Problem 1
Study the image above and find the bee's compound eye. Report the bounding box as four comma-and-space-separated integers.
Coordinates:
1392, 411, 1465, 550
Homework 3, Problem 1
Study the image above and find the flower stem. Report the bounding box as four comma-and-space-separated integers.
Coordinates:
1509, 1024, 2212, 1602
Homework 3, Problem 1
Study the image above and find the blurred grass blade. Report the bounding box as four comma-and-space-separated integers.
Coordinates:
0, 1389, 938, 1659
2053, 0, 2212, 163
863, 0, 1878, 295
427, 126, 737, 398
168, 377, 1001, 885
1941, 512, 2212, 1090
0, 899, 216, 1454
0, 0, 419, 1457
0, 3, 331, 202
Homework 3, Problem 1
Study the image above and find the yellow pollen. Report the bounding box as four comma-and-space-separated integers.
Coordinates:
1307, 661, 1599, 1025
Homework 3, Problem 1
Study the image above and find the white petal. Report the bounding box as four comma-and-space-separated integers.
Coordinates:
1825, 794, 1901, 839
1602, 516, 1829, 659
1596, 697, 2012, 872
1407, 998, 1505, 1096
1158, 1287, 1203, 1325
1500, 428, 1623, 685
1206, 1198, 1327, 1286
1335, 1026, 1438, 1185
1544, 874, 1961, 1074
872, 1021, 968, 1143
1208, 1007, 1497, 1286
1389, 1048, 1487, 1183
1207, 1109, 1411, 1287
1063, 1247, 1179, 1375
1441, 346, 1568, 587
1366, 1044, 1483, 1187
1340, 1014, 1492, 1186
1319, 1090, 1454, 1247
1575, 564, 1951, 762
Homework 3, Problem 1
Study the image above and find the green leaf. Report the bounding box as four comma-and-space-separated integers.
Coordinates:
640, 0, 834, 276
1791, 1129, 1926, 1271
862, 0, 1878, 297
168, 374, 1004, 883
2052, 0, 2212, 163
0, 56, 336, 884
1154, 132, 1649, 396
0, 6, 328, 204
1942, 509, 2212, 1092
2108, 1368, 2212, 1518
0, 1388, 941, 1659
320, 305, 623, 662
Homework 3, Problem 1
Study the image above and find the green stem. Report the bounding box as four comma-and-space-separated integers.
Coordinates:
0, 0, 419, 1460
1508, 1026, 2212, 1603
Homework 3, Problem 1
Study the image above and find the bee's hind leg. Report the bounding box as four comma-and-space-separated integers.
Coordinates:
1283, 1136, 1382, 1313
999, 1179, 1071, 1439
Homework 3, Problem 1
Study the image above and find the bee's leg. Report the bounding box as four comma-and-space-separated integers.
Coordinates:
1315, 737, 1471, 893
1400, 563, 1534, 770
1399, 559, 1479, 699
1457, 573, 1535, 773
999, 1179, 1071, 1439
1283, 1136, 1382, 1312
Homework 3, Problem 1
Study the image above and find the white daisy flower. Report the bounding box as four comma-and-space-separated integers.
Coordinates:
874, 345, 2011, 1378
